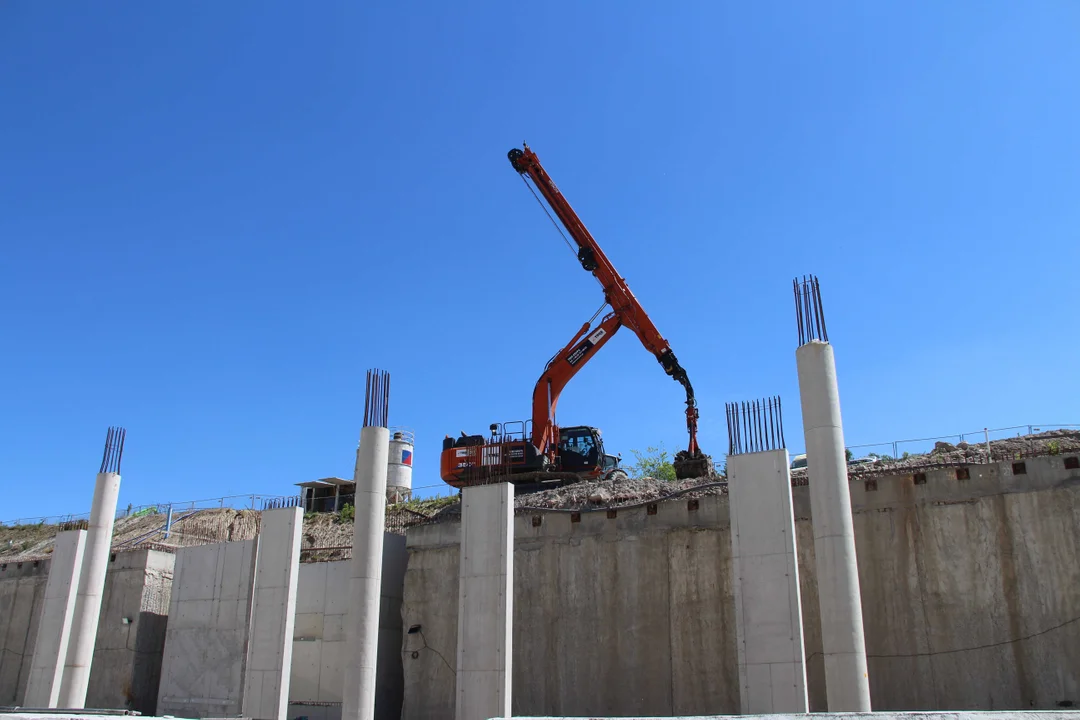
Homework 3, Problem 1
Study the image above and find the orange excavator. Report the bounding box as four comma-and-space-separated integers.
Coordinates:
440, 144, 711, 489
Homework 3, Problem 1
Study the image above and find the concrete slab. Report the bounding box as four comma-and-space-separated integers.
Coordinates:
24, 531, 86, 708
243, 507, 303, 720
456, 483, 512, 720
728, 449, 808, 714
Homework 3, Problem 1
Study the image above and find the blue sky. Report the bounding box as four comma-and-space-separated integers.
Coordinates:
2, 1, 1078, 520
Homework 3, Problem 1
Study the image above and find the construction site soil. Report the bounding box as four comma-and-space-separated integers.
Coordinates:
420, 475, 727, 525
0, 508, 262, 563
3, 431, 1075, 561
0, 502, 445, 564
793, 428, 1080, 480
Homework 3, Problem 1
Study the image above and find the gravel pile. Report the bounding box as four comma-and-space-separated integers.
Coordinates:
424, 475, 725, 524
791, 429, 1080, 481
518, 475, 725, 510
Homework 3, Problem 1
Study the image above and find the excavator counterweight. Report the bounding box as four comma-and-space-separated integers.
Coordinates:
440, 145, 711, 489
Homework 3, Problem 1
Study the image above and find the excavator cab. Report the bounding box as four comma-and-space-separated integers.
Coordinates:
556, 426, 605, 473
556, 426, 622, 477
439, 422, 623, 489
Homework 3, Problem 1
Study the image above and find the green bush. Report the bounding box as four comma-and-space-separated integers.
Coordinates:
629, 444, 677, 481
338, 503, 355, 523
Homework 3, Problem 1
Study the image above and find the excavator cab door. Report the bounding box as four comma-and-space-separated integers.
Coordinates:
557, 426, 602, 472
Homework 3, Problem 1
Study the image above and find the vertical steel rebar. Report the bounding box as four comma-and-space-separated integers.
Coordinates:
815, 276, 829, 342
99, 426, 126, 474
363, 369, 391, 428
779, 396, 786, 449
794, 275, 830, 346
756, 400, 763, 452
794, 278, 804, 346
724, 396, 787, 455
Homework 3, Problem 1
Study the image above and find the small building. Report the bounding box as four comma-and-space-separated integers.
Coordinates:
296, 477, 355, 513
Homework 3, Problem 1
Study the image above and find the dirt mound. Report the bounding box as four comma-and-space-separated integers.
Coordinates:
0, 508, 262, 562
788, 429, 1080, 482
423, 474, 724, 524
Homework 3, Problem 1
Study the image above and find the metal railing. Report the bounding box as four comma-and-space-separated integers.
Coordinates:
841, 423, 1080, 461
1, 493, 298, 528
781, 423, 1080, 462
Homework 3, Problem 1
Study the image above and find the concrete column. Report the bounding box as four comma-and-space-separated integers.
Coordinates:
59, 471, 121, 708
342, 425, 390, 720
25, 530, 86, 707
796, 340, 871, 711
455, 482, 513, 720
243, 506, 304, 720
728, 448, 808, 714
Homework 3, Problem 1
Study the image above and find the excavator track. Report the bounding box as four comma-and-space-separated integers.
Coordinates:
451, 469, 629, 492
451, 470, 583, 490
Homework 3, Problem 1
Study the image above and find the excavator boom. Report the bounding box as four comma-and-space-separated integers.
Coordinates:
509, 145, 709, 477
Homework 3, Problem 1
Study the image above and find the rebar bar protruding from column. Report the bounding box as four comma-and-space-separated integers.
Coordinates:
362, 369, 390, 429
794, 275, 829, 346
726, 397, 786, 456
98, 426, 126, 474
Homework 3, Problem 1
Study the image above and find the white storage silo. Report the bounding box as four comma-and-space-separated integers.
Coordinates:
387, 427, 414, 503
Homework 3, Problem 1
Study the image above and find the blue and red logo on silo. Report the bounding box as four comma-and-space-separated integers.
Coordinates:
401, 449, 413, 466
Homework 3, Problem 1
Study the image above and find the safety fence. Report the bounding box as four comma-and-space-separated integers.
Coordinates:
792, 423, 1080, 462
1, 490, 448, 563
1, 493, 299, 528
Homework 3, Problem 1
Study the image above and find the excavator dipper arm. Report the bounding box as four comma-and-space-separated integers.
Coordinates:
531, 313, 622, 455
510, 145, 707, 475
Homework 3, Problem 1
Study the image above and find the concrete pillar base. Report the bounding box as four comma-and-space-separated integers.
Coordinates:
25, 530, 86, 708
455, 482, 513, 720
60, 471, 121, 708
342, 425, 391, 720
243, 506, 303, 720
728, 448, 808, 714
796, 341, 871, 712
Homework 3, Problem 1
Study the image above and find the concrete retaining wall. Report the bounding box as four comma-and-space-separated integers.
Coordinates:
289, 533, 407, 720
0, 559, 48, 706
0, 550, 172, 712
2, 532, 409, 719
157, 539, 258, 718
401, 456, 1080, 718
84, 549, 173, 714
851, 457, 1080, 710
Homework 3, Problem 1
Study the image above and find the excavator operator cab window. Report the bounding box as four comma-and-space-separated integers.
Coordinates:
558, 427, 600, 471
